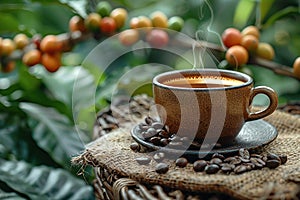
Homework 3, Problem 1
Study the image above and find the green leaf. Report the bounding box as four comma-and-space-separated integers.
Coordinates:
263, 6, 299, 28
260, 0, 275, 22
0, 159, 94, 200
19, 103, 87, 168
0, 189, 26, 200
233, 0, 255, 28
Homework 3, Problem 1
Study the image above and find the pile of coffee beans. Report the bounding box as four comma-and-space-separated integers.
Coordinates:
135, 116, 222, 149
131, 116, 288, 175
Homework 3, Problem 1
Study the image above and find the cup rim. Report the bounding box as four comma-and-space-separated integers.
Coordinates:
153, 69, 253, 91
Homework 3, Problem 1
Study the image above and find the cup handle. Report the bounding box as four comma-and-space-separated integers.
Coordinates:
247, 86, 278, 121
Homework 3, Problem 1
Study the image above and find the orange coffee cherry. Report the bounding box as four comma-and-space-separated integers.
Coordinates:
110, 8, 128, 28
22, 49, 42, 67
69, 15, 86, 33
130, 16, 152, 29
222, 27, 242, 48
41, 53, 61, 72
100, 17, 117, 35
256, 42, 275, 60
150, 11, 168, 28
118, 29, 140, 46
1, 61, 15, 73
293, 57, 300, 78
85, 13, 102, 31
146, 29, 169, 48
241, 25, 260, 39
1, 38, 15, 56
40, 35, 62, 53
14, 33, 29, 49
225, 45, 249, 67
241, 35, 259, 52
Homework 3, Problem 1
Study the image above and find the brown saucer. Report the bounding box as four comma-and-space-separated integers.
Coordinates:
131, 120, 278, 158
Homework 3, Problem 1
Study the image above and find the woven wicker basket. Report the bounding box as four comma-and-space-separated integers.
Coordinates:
73, 95, 300, 200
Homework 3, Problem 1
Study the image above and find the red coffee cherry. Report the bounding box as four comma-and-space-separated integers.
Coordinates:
69, 15, 86, 33
146, 29, 169, 48
100, 17, 117, 35
222, 27, 242, 48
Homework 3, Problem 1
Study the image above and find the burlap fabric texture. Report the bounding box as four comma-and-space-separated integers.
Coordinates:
73, 95, 300, 200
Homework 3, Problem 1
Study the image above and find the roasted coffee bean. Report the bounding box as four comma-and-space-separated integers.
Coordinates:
221, 163, 234, 173
152, 122, 164, 130
205, 164, 220, 174
266, 159, 280, 169
145, 116, 153, 125
229, 157, 241, 165
150, 136, 161, 145
155, 163, 169, 174
135, 157, 151, 165
193, 160, 207, 172
250, 154, 263, 159
145, 127, 157, 137
130, 142, 140, 152
212, 153, 225, 160
250, 157, 265, 168
267, 153, 280, 161
239, 157, 250, 163
234, 165, 248, 174
210, 158, 223, 165
139, 123, 149, 131
239, 148, 250, 159
279, 155, 288, 164
153, 152, 165, 162
158, 130, 169, 138
160, 138, 169, 146
175, 157, 188, 168
224, 157, 236, 163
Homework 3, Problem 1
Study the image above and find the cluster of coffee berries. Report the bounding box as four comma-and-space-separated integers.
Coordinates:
0, 1, 184, 74
118, 11, 184, 48
222, 25, 275, 67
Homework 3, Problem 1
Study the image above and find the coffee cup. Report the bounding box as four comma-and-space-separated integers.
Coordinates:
152, 69, 278, 145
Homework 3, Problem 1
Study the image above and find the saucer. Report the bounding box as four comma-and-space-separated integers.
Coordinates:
131, 120, 278, 158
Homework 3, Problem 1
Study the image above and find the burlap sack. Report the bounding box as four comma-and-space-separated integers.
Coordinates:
73, 97, 300, 200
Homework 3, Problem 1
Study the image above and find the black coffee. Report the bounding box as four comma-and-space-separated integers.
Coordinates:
163, 76, 244, 88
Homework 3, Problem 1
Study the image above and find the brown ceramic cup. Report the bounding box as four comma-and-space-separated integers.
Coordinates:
152, 69, 278, 145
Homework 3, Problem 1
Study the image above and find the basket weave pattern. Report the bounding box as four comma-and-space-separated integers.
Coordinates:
73, 95, 300, 200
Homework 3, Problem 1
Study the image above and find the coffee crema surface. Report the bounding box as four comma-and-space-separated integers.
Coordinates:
163, 76, 245, 88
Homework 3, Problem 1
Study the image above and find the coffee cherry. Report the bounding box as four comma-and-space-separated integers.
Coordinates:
1, 61, 15, 73
41, 53, 61, 72
96, 1, 112, 17
222, 28, 242, 48
118, 29, 140, 46
1, 38, 15, 56
110, 8, 128, 29
69, 15, 86, 33
242, 25, 260, 39
167, 16, 184, 32
40, 35, 62, 53
146, 29, 169, 48
256, 42, 275, 60
225, 45, 249, 67
241, 35, 259, 52
85, 13, 102, 31
32, 34, 42, 49
130, 16, 152, 30
14, 33, 29, 49
100, 17, 117, 35
150, 11, 168, 28
293, 57, 300, 78
22, 49, 42, 67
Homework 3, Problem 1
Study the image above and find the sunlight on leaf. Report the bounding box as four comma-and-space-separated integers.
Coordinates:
233, 0, 255, 28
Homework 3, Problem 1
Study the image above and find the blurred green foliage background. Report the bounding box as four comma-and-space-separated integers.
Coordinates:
0, 0, 299, 199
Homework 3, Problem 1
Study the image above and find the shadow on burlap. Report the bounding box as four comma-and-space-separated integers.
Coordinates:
73, 108, 300, 200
